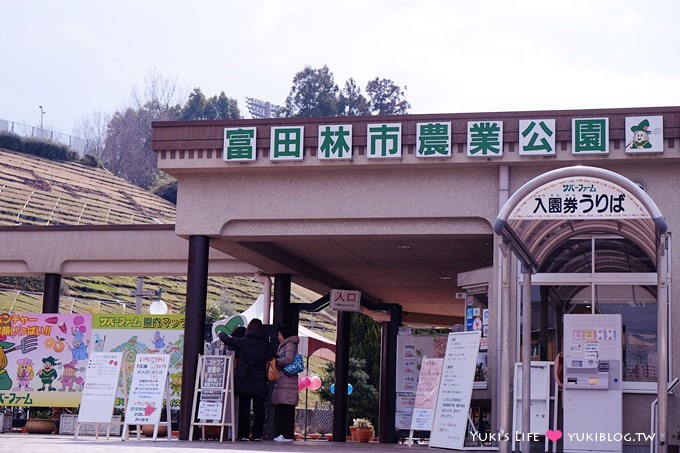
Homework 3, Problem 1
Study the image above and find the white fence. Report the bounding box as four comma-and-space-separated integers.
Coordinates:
0, 118, 87, 155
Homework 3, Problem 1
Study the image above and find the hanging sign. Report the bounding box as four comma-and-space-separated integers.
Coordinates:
329, 289, 361, 312
509, 176, 650, 220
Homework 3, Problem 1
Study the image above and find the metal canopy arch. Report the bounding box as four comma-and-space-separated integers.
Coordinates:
492, 165, 670, 453
494, 165, 667, 271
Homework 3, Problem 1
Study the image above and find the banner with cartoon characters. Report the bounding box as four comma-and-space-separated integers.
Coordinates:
0, 313, 185, 409
0, 313, 92, 407
91, 314, 184, 409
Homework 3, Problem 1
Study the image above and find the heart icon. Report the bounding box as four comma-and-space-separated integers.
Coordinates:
546, 429, 562, 442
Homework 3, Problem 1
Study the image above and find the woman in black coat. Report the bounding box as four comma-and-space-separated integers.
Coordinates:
219, 318, 272, 441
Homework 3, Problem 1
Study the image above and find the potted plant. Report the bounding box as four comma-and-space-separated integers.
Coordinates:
352, 418, 374, 443
25, 407, 55, 434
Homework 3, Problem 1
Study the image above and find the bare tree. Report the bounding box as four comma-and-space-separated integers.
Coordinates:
73, 110, 110, 160
130, 67, 183, 116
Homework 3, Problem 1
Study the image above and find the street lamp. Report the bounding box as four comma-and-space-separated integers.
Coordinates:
149, 288, 168, 314
38, 105, 45, 130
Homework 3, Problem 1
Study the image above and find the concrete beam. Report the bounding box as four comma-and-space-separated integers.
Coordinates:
0, 224, 258, 276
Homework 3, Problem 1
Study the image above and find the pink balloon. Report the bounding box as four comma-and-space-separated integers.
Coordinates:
298, 380, 306, 391
308, 375, 322, 391
299, 375, 311, 390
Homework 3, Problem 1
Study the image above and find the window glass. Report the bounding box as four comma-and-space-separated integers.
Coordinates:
595, 285, 657, 383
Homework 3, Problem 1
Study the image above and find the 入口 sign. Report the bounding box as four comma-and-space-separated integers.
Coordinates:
330, 289, 361, 312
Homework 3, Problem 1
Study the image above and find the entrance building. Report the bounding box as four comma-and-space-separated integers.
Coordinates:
1, 106, 678, 451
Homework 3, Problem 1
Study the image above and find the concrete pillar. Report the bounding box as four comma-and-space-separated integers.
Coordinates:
333, 311, 351, 442
179, 235, 210, 440
378, 304, 401, 443
42, 273, 61, 313
273, 274, 295, 331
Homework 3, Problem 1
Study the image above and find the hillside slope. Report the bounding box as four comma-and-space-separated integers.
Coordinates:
0, 148, 334, 329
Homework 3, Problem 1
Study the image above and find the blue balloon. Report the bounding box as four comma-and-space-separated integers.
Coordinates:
330, 383, 353, 395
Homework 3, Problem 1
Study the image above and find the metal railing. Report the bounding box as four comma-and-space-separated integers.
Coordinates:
0, 118, 88, 155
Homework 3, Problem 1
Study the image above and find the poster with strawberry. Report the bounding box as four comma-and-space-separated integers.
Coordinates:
123, 353, 170, 426
0, 313, 92, 407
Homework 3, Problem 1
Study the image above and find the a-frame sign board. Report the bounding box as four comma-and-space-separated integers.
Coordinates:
75, 352, 124, 440
189, 354, 235, 442
121, 353, 173, 441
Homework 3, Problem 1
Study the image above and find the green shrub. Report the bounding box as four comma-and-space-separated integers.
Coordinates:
0, 132, 78, 162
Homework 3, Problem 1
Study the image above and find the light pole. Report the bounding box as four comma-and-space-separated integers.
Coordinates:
38, 105, 45, 130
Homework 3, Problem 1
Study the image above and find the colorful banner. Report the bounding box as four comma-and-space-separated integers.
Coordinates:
0, 313, 92, 407
92, 314, 184, 409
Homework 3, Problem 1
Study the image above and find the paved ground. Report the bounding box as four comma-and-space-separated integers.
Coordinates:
0, 433, 436, 452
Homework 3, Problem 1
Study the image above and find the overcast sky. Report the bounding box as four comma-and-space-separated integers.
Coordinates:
2, 0, 680, 136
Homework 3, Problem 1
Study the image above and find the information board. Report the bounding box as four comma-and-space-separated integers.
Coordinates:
78, 352, 123, 423
124, 354, 170, 425
410, 357, 443, 432
197, 356, 228, 421
430, 331, 481, 450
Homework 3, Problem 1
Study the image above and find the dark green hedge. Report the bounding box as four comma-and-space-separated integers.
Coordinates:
0, 132, 78, 162
0, 132, 100, 167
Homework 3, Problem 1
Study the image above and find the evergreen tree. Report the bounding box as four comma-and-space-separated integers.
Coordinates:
338, 78, 370, 116
282, 65, 339, 117
318, 357, 379, 432
365, 78, 411, 115
180, 88, 209, 120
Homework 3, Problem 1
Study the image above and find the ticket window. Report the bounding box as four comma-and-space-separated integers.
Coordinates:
566, 284, 657, 390
563, 314, 623, 452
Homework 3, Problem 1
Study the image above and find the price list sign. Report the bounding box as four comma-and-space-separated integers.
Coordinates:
124, 354, 170, 425
410, 357, 443, 432
78, 352, 123, 423
430, 331, 481, 450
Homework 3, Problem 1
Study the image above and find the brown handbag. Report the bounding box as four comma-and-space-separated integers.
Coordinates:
267, 357, 280, 381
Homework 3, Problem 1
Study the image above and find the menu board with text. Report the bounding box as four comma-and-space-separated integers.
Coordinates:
430, 331, 481, 449
410, 358, 443, 432
78, 352, 123, 423
124, 354, 170, 425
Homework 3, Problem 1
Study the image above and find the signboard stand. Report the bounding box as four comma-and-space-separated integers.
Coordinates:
407, 356, 443, 446
121, 354, 173, 442
430, 331, 488, 450
511, 361, 557, 453
75, 352, 124, 440
189, 354, 235, 442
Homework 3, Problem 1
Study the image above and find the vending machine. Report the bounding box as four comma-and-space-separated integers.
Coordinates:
563, 314, 622, 452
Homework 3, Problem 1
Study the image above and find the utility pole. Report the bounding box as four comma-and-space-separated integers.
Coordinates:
130, 276, 156, 314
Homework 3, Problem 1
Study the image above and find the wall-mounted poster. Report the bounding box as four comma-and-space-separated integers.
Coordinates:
92, 314, 184, 409
0, 313, 92, 407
